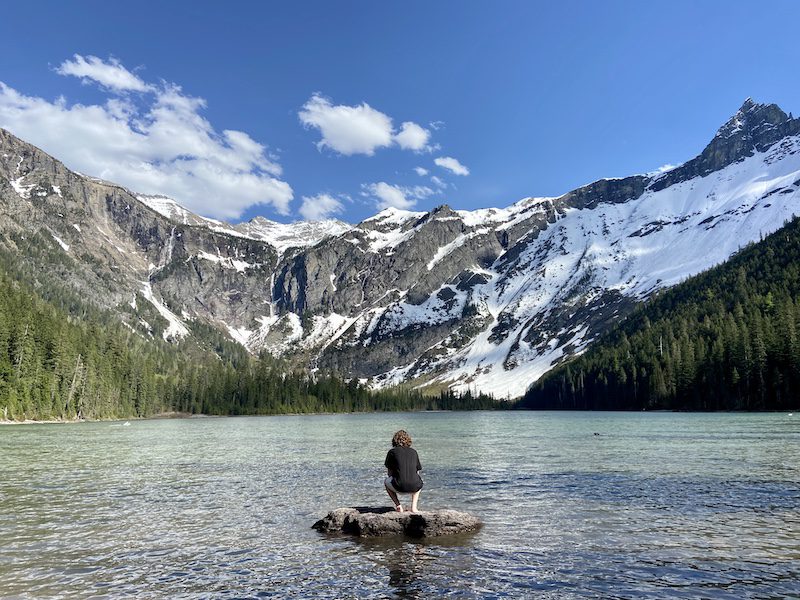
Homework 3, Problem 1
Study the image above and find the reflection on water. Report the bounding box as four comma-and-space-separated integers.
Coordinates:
1, 411, 799, 598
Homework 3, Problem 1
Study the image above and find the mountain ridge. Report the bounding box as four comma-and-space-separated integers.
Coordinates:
1, 98, 798, 398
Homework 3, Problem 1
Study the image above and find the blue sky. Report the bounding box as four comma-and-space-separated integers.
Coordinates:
1, 1, 799, 224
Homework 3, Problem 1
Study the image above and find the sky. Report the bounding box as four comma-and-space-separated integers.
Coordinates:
1, 1, 800, 225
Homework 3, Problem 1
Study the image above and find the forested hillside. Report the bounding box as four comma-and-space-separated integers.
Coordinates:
521, 217, 800, 411
0, 253, 497, 421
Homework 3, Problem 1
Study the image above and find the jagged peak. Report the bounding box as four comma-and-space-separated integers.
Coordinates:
714, 98, 790, 141
428, 204, 459, 218
739, 97, 756, 111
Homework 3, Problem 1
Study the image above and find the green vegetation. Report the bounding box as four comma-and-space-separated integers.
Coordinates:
0, 252, 498, 421
520, 217, 800, 411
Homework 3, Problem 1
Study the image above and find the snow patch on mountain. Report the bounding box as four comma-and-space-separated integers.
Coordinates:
196, 250, 255, 272
11, 176, 34, 199
140, 282, 189, 341
245, 313, 303, 355
427, 229, 489, 270
49, 231, 70, 252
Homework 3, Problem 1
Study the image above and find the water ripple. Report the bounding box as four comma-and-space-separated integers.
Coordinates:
1, 412, 799, 598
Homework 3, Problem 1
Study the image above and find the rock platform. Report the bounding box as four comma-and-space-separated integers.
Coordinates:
312, 506, 482, 538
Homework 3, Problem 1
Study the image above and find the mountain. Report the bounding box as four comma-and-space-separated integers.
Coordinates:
520, 213, 800, 411
1, 98, 799, 399
137, 194, 352, 254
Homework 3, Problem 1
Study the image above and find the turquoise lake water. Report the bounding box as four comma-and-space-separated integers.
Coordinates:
1, 411, 799, 598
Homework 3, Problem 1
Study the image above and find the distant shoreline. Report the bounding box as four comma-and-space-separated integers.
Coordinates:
1, 408, 795, 425
0, 411, 210, 425
0, 408, 507, 425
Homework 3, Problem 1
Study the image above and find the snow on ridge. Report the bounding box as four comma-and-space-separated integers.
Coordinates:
362, 206, 425, 225
456, 197, 554, 228
137, 194, 226, 228
233, 218, 353, 254
136, 194, 351, 254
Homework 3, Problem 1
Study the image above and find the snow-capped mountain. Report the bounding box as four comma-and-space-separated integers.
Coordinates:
1, 98, 798, 398
138, 194, 352, 254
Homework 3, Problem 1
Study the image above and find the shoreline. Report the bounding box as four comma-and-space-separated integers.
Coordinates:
0, 411, 210, 426
1, 408, 794, 425
0, 408, 501, 425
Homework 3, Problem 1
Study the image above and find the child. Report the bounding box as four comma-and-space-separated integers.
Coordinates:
384, 429, 423, 513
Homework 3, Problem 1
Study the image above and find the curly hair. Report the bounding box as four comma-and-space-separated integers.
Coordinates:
391, 430, 413, 447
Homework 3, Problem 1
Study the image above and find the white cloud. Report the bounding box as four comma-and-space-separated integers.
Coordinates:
434, 156, 470, 176
0, 59, 292, 219
430, 175, 446, 189
395, 121, 431, 152
299, 193, 345, 221
656, 163, 678, 173
362, 182, 434, 210
299, 93, 393, 156
414, 166, 428, 176
56, 54, 151, 93
363, 182, 414, 210
299, 93, 436, 156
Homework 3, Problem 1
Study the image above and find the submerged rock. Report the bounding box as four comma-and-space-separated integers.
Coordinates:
312, 506, 482, 538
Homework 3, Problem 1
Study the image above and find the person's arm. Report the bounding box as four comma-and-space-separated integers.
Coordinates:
385, 450, 397, 477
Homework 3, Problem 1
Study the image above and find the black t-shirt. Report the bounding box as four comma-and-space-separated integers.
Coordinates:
384, 446, 423, 493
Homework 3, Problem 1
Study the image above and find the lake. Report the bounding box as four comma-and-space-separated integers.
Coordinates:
1, 412, 799, 598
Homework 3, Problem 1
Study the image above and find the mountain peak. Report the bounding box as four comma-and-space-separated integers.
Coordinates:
739, 96, 756, 111
714, 98, 790, 141
248, 215, 279, 226
650, 98, 800, 192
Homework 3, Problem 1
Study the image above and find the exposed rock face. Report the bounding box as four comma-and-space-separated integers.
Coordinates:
650, 98, 800, 191
2, 98, 800, 398
0, 127, 281, 341
312, 507, 482, 538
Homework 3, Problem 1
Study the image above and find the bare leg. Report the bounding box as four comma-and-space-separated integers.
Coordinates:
385, 481, 403, 511
410, 490, 420, 513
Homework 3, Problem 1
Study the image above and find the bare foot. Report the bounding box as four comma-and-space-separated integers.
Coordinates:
395, 504, 404, 512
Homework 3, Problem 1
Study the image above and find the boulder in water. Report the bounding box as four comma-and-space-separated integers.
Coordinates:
312, 506, 482, 538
